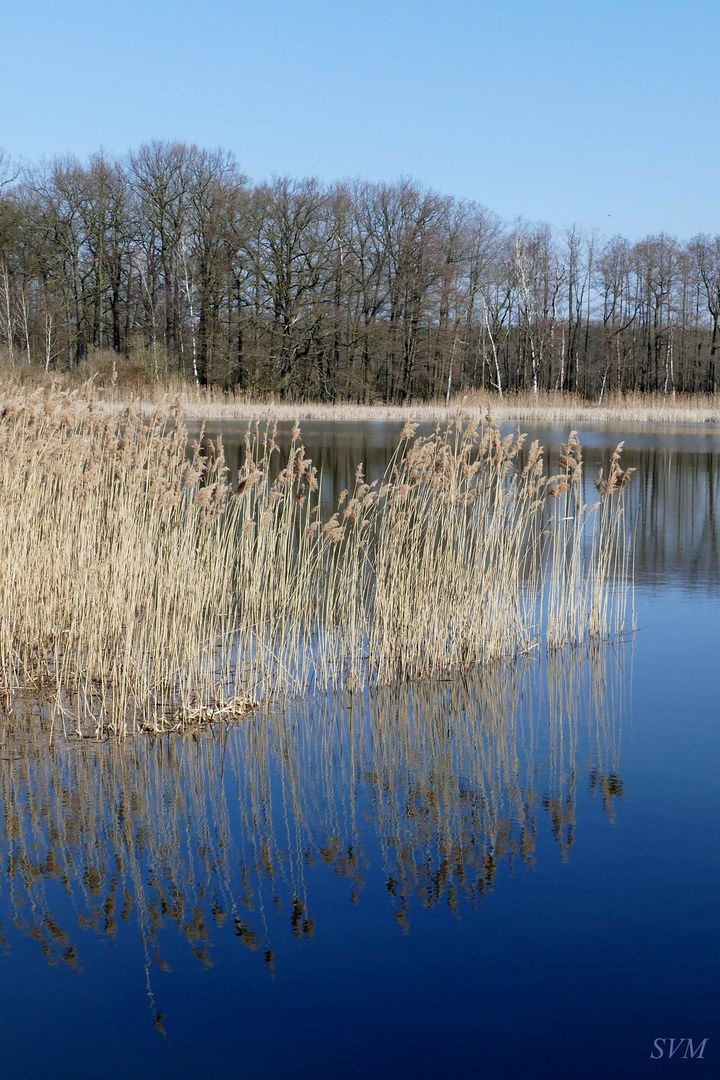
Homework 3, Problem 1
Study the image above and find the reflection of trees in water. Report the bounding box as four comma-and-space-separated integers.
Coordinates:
628, 445, 719, 589
0, 648, 628, 971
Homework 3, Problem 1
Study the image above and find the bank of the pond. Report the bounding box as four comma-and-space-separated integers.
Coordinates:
1, 370, 718, 426
176, 395, 720, 427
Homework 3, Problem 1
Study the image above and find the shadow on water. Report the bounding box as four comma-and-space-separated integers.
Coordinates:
0, 644, 629, 1018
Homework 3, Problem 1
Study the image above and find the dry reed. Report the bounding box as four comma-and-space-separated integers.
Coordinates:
0, 388, 634, 735
1, 356, 717, 425
175, 388, 720, 427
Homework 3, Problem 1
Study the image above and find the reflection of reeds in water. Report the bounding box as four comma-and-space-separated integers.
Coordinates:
0, 648, 629, 974
0, 390, 633, 733
0, 722, 235, 971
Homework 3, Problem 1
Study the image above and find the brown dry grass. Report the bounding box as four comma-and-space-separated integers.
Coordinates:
0, 351, 717, 425
176, 388, 720, 426
0, 387, 634, 736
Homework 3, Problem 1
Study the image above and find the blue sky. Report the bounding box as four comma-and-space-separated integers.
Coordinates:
2, 0, 717, 241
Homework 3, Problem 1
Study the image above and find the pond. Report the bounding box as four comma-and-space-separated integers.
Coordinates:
0, 419, 718, 1079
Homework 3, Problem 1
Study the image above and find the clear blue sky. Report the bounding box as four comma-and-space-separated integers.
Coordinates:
2, 0, 717, 241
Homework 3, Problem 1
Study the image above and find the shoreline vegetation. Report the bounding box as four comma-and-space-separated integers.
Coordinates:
1, 386, 634, 738
1, 362, 719, 425
177, 390, 720, 426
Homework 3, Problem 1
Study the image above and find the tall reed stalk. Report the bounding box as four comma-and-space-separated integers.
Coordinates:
0, 389, 634, 735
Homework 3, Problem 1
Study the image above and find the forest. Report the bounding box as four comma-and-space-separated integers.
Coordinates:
0, 141, 719, 401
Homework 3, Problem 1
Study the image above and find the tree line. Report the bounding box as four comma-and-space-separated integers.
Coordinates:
0, 141, 718, 400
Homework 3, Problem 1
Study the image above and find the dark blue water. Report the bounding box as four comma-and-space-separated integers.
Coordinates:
0, 422, 718, 1079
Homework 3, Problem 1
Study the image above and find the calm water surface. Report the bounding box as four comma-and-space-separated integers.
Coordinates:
0, 420, 718, 1079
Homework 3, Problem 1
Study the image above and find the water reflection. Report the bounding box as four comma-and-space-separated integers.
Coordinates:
632, 446, 719, 589
0, 647, 628, 983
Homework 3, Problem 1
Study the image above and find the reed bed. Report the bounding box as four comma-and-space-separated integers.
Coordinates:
175, 388, 720, 427
0, 388, 634, 736
1, 359, 718, 425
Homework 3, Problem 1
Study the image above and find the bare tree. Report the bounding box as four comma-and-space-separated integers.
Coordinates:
689, 234, 720, 392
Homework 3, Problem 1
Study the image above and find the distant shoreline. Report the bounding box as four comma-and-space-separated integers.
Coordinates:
177, 397, 720, 428
2, 377, 718, 427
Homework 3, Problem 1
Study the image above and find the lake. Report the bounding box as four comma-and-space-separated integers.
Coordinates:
0, 419, 718, 1079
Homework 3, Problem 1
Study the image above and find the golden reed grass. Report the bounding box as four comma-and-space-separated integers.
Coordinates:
176, 388, 720, 427
0, 387, 634, 736
1, 353, 718, 424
